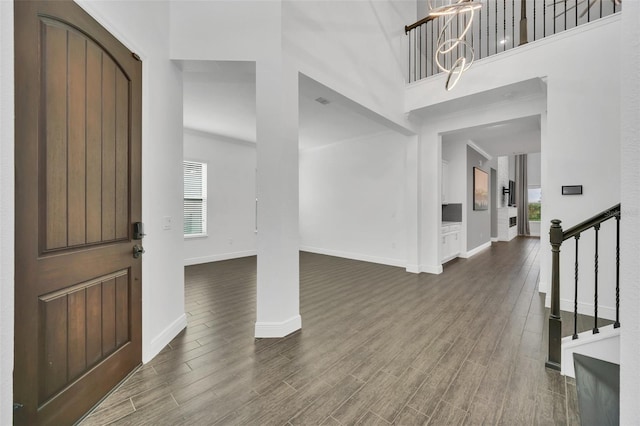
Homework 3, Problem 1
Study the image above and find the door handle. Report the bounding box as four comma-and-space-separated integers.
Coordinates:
133, 244, 145, 259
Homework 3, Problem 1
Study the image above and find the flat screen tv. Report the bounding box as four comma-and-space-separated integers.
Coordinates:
509, 180, 516, 206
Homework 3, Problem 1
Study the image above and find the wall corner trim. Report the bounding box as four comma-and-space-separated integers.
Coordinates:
420, 264, 444, 275
144, 313, 187, 363
255, 315, 302, 338
460, 241, 492, 259
406, 264, 420, 274
184, 250, 257, 266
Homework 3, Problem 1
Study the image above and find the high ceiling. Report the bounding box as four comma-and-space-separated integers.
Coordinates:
442, 115, 541, 157
181, 61, 395, 150
181, 61, 543, 156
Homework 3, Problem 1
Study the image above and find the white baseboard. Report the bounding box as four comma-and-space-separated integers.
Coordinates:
460, 241, 492, 259
420, 264, 443, 274
255, 315, 302, 338
143, 313, 187, 363
560, 298, 616, 321
299, 246, 406, 269
539, 280, 550, 295
491, 237, 499, 242
184, 250, 256, 266
406, 264, 420, 274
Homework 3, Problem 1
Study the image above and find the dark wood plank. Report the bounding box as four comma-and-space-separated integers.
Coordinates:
67, 289, 87, 380
44, 24, 68, 250
81, 239, 581, 426
41, 295, 68, 402
85, 44, 102, 244
115, 274, 129, 347
86, 283, 103, 366
115, 71, 129, 239
67, 31, 87, 246
101, 57, 116, 241
102, 278, 116, 355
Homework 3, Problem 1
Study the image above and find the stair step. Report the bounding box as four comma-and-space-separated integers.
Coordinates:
561, 324, 620, 378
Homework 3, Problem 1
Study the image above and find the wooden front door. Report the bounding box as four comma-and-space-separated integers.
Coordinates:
14, 1, 142, 424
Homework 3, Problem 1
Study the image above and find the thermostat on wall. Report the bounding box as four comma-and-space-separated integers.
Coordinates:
562, 185, 583, 195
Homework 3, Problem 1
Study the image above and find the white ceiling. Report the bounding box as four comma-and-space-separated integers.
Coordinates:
182, 61, 257, 143
181, 61, 400, 150
442, 115, 541, 157
420, 78, 544, 158
181, 62, 543, 156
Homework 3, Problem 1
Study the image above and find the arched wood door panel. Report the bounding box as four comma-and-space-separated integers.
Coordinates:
14, 1, 142, 424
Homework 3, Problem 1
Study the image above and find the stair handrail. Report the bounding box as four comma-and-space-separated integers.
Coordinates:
562, 204, 620, 241
546, 204, 621, 371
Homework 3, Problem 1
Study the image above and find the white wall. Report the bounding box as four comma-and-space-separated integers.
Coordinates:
300, 132, 408, 267
410, 16, 621, 318
620, 0, 640, 422
170, 0, 416, 133
417, 96, 546, 274
75, 0, 186, 362
0, 1, 14, 423
442, 139, 466, 204
183, 129, 257, 265
283, 1, 415, 130
466, 145, 491, 252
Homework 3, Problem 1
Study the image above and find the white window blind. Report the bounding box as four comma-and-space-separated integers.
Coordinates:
183, 161, 207, 237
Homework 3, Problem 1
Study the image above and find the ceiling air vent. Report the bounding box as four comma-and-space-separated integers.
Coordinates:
315, 97, 330, 105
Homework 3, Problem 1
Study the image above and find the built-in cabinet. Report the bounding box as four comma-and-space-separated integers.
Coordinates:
498, 207, 518, 241
441, 160, 449, 204
441, 223, 461, 262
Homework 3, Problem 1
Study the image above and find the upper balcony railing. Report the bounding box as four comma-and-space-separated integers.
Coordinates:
406, 0, 621, 84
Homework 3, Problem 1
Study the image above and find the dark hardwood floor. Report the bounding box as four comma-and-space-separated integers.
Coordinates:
81, 237, 580, 425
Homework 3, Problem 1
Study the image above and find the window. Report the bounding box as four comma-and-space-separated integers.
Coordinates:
183, 160, 207, 237
528, 186, 542, 221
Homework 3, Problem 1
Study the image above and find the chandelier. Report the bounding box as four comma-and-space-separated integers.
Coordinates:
428, 0, 483, 90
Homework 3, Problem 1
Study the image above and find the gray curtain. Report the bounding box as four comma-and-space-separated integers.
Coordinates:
516, 154, 530, 235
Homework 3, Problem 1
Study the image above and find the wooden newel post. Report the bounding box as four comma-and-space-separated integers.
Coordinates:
546, 219, 563, 371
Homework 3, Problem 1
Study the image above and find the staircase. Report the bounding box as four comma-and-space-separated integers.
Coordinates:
545, 204, 621, 422
561, 324, 620, 378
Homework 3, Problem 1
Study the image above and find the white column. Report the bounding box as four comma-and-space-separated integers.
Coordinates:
405, 134, 420, 273
419, 124, 443, 274
620, 1, 640, 422
254, 51, 301, 338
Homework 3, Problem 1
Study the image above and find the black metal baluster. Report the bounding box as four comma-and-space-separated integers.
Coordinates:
615, 212, 621, 328
593, 223, 600, 334
487, 0, 490, 58
495, 0, 498, 55
573, 234, 580, 339
409, 28, 412, 82
543, 0, 546, 38
512, 0, 515, 49
575, 0, 578, 28
432, 20, 435, 76
413, 29, 418, 81
564, 0, 567, 31
503, 0, 507, 51
533, 0, 536, 40
418, 25, 422, 80
479, 1, 482, 59
553, 0, 556, 34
